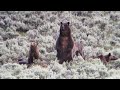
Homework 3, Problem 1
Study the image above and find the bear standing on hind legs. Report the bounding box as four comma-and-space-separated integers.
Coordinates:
27, 42, 40, 68
56, 22, 74, 64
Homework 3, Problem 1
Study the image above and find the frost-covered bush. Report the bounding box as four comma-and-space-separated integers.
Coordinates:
0, 36, 3, 41
112, 48, 120, 58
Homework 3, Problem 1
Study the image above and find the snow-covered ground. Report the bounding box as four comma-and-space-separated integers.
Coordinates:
0, 11, 120, 79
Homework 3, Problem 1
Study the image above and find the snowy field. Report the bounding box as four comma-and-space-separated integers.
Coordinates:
0, 11, 120, 79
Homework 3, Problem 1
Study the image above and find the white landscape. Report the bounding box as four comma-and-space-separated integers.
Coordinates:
0, 11, 120, 79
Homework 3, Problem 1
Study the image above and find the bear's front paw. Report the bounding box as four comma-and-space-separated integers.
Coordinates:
59, 60, 64, 64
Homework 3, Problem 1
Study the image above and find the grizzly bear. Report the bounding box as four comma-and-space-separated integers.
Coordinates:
97, 53, 118, 64
27, 42, 39, 67
56, 22, 74, 64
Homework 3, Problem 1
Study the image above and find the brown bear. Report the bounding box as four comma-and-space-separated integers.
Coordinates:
18, 42, 39, 66
56, 22, 74, 64
27, 42, 40, 67
18, 41, 50, 68
97, 53, 118, 64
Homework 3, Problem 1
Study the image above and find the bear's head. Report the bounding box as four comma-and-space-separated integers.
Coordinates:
107, 53, 118, 61
60, 22, 71, 37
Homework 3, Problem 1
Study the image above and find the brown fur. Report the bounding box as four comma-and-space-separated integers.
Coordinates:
28, 42, 39, 65
56, 22, 74, 64
97, 53, 118, 64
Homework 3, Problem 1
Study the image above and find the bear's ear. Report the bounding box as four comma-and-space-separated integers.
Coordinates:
60, 22, 63, 25
67, 22, 70, 25
108, 53, 111, 56
87, 33, 89, 36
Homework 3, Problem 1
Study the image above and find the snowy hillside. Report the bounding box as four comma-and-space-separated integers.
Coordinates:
0, 11, 120, 79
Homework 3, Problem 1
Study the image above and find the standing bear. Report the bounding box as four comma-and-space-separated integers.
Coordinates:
18, 41, 40, 68
56, 22, 74, 64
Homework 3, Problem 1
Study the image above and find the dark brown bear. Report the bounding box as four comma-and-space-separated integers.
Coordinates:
56, 22, 74, 64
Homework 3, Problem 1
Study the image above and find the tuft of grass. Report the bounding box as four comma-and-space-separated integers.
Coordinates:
17, 31, 26, 36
